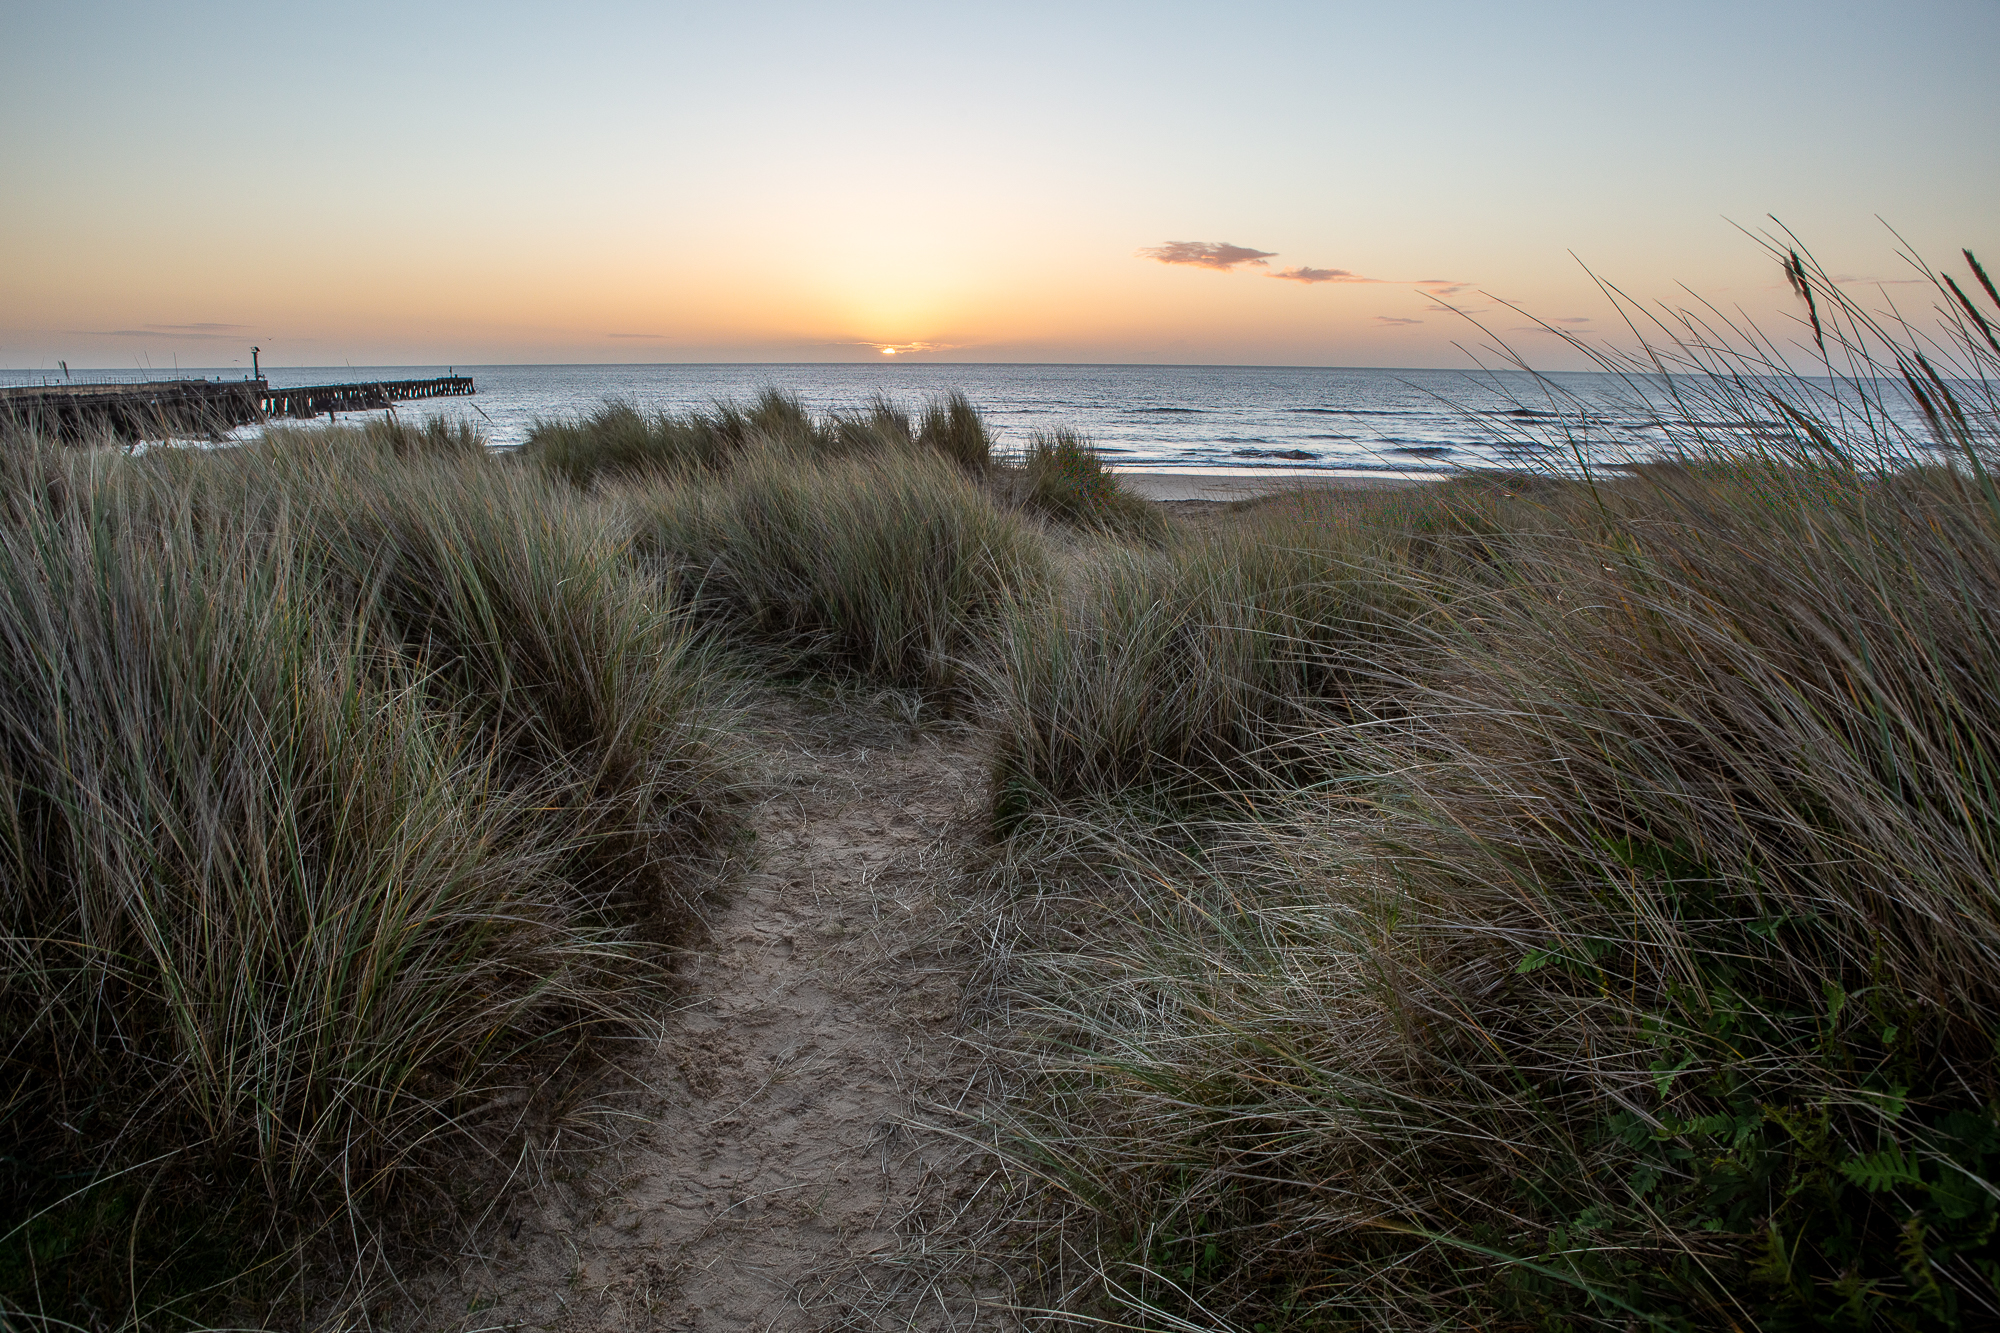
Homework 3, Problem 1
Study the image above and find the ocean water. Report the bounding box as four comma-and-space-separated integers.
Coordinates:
0, 362, 1943, 476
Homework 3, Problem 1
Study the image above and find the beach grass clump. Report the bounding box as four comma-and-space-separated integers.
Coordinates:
0, 426, 747, 1325
0, 444, 684, 1325
521, 390, 817, 486
982, 246, 2000, 1327
1014, 427, 1165, 543
1405, 452, 2000, 1313
822, 390, 993, 474
523, 389, 993, 487
987, 493, 1425, 817
916, 390, 995, 475
824, 396, 918, 459
234, 426, 746, 927
230, 415, 489, 465
994, 458, 2000, 1328
348, 412, 490, 459
627, 444, 1046, 694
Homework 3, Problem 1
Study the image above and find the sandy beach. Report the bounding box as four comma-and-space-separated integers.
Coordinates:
1116, 470, 1431, 502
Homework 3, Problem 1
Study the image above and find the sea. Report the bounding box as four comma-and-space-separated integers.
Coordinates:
0, 362, 1946, 477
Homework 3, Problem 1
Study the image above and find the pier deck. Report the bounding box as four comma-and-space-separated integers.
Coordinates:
0, 375, 475, 441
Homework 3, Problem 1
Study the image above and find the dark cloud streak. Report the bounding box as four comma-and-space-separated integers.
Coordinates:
1137, 243, 1475, 334
1270, 266, 1375, 284
76, 327, 244, 340
1137, 241, 1276, 271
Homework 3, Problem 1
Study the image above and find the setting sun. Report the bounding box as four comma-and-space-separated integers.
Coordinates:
880, 347, 898, 355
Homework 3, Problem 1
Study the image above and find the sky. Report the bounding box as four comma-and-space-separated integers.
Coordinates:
3, 0, 1995, 370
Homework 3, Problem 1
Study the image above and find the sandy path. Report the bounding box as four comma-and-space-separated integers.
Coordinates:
412, 697, 1003, 1332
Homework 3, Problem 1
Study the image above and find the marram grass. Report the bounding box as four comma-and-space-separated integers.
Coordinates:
521, 388, 994, 487
977, 245, 2000, 1330
987, 489, 1426, 816
0, 429, 746, 1328
624, 442, 1047, 695
1013, 426, 1166, 543
235, 427, 745, 929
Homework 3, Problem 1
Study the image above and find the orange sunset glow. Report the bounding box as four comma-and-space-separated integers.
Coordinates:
2, 2, 1992, 370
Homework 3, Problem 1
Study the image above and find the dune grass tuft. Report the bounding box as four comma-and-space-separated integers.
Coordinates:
238, 428, 745, 927
520, 389, 817, 486
523, 388, 993, 488
346, 412, 490, 459
916, 390, 995, 476
987, 489, 1425, 817
626, 444, 1045, 695
1014, 427, 1165, 542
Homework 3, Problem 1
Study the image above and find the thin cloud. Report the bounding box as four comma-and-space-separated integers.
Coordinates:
1279, 270, 1472, 292
1425, 304, 1489, 314
1270, 266, 1375, 284
608, 332, 669, 339
1374, 316, 1423, 327
75, 327, 242, 340
1138, 241, 1276, 271
1555, 317, 1591, 324
1139, 243, 1473, 298
828, 339, 963, 353
147, 322, 249, 333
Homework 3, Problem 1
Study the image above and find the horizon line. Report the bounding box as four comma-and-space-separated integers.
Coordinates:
1, 359, 1566, 375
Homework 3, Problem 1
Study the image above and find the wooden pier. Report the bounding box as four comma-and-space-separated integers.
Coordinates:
258, 375, 475, 421
0, 375, 476, 442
